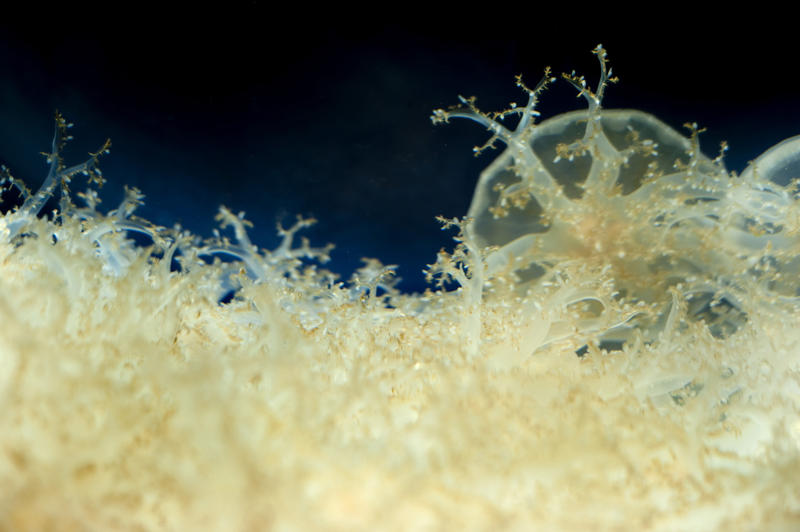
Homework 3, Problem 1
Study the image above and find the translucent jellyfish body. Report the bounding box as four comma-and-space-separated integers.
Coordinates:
741, 134, 800, 186
435, 48, 800, 343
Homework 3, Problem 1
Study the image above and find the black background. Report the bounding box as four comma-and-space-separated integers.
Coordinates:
1, 6, 797, 292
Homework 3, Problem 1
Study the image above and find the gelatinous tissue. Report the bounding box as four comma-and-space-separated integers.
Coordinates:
0, 46, 798, 530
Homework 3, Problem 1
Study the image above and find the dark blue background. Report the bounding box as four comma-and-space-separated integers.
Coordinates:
2, 8, 798, 292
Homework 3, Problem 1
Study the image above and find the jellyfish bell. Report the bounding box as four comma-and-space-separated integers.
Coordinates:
466, 108, 719, 279
740, 133, 800, 186
443, 54, 800, 345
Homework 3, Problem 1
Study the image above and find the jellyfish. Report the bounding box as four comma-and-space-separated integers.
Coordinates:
434, 45, 800, 343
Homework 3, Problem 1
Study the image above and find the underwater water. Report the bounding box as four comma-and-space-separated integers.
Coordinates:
1, 13, 800, 532
2, 17, 799, 292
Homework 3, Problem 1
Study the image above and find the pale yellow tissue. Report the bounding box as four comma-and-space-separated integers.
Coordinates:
0, 47, 799, 531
